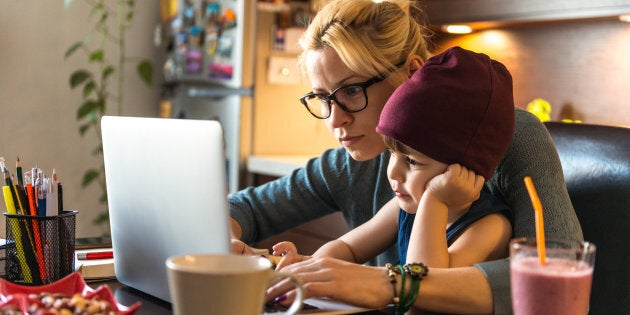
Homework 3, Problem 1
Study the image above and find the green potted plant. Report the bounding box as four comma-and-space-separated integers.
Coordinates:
64, 0, 153, 235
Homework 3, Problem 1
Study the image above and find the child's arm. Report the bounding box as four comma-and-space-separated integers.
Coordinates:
406, 164, 485, 267
314, 197, 400, 264
447, 212, 512, 266
273, 197, 399, 269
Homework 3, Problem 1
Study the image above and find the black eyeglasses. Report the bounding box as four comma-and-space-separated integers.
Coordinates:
299, 76, 384, 119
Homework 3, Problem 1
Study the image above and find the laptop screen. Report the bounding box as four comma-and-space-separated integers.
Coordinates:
101, 116, 231, 302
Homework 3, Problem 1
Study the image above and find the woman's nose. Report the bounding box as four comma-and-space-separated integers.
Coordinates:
327, 101, 352, 127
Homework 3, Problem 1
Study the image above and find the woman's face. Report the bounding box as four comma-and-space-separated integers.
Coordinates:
305, 47, 399, 161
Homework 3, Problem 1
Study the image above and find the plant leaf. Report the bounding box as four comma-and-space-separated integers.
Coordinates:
82, 169, 100, 187
90, 3, 105, 19
77, 100, 99, 119
70, 70, 91, 88
102, 65, 115, 80
64, 42, 83, 58
82, 81, 96, 98
78, 123, 91, 136
93, 212, 109, 225
137, 60, 153, 86
91, 144, 103, 155
99, 10, 108, 23
98, 192, 108, 204
95, 98, 106, 114
89, 50, 104, 62
86, 110, 99, 124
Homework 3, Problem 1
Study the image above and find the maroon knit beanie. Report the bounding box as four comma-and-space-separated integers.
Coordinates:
376, 46, 515, 180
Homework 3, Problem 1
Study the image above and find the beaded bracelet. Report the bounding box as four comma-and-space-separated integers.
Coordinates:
399, 262, 429, 313
385, 262, 429, 314
385, 263, 400, 309
396, 264, 408, 314
399, 275, 418, 312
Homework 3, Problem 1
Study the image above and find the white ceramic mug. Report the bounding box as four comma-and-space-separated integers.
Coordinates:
166, 254, 304, 315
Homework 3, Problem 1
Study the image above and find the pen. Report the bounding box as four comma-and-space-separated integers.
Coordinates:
57, 181, 63, 214
35, 170, 46, 216
78, 251, 114, 260
16, 157, 24, 187
26, 184, 37, 216
46, 172, 57, 216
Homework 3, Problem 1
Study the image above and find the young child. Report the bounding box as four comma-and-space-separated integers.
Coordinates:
274, 46, 515, 270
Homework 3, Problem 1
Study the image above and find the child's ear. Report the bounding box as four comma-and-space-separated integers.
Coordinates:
411, 59, 423, 69
407, 55, 424, 76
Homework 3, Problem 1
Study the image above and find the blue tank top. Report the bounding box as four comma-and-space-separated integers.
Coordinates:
397, 187, 512, 264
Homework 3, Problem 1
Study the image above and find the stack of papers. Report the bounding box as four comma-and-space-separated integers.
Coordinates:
74, 248, 115, 281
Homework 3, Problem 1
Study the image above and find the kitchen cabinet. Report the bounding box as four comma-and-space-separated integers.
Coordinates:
424, 0, 630, 30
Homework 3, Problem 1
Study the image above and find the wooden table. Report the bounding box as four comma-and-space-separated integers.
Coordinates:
92, 278, 394, 315
91, 279, 172, 315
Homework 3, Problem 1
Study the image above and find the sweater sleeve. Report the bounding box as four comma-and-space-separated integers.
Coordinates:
476, 109, 584, 315
229, 149, 344, 243
229, 147, 396, 267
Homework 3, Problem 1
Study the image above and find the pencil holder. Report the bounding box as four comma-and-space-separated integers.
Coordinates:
3, 210, 77, 285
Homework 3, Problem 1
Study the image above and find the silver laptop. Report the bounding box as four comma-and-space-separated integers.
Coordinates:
101, 116, 231, 302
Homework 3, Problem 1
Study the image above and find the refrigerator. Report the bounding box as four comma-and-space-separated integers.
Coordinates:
160, 0, 257, 193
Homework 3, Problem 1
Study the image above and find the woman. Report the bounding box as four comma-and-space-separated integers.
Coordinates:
229, 0, 582, 313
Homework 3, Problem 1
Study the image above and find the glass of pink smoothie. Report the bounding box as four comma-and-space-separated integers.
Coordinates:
510, 237, 596, 315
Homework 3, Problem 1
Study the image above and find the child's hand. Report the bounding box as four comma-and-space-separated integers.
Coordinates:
272, 241, 311, 270
426, 164, 484, 209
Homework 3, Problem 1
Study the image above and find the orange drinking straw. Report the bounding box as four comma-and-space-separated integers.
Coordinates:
524, 176, 546, 264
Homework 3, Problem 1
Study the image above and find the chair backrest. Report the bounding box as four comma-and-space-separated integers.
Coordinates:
545, 122, 630, 315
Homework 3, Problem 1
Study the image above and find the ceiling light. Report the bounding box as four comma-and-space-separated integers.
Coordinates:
442, 24, 473, 34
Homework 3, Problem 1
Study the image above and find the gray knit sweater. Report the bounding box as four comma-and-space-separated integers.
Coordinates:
229, 109, 583, 314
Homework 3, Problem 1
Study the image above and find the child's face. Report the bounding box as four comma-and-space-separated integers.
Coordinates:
387, 145, 448, 213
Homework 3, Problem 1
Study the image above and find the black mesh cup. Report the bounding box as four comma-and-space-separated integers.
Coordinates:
4, 210, 77, 285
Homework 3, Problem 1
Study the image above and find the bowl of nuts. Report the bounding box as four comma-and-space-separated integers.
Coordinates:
0, 272, 141, 314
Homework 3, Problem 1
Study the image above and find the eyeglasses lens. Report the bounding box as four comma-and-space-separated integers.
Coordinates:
304, 85, 367, 119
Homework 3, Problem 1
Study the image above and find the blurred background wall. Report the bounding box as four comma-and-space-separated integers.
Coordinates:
0, 1, 163, 237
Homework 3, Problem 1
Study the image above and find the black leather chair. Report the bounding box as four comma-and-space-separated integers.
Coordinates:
545, 122, 630, 315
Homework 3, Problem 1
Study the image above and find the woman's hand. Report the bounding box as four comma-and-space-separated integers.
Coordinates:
229, 218, 256, 255
272, 241, 311, 270
230, 238, 254, 255
266, 257, 392, 310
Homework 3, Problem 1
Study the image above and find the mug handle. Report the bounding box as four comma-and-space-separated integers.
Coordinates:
264, 272, 304, 315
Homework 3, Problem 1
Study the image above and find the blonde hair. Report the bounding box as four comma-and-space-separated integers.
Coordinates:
298, 0, 433, 85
